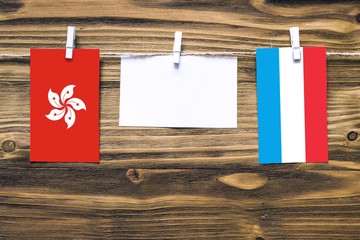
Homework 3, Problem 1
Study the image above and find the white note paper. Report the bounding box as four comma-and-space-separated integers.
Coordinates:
119, 55, 237, 128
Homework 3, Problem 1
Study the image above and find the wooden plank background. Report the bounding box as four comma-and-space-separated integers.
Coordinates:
0, 0, 360, 239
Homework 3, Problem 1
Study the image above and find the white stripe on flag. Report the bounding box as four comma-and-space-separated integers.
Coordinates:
279, 47, 306, 163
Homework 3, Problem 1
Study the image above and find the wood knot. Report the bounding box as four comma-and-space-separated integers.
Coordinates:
218, 173, 268, 190
125, 169, 144, 185
356, 13, 360, 23
256, 237, 265, 240
2, 140, 16, 153
347, 131, 358, 141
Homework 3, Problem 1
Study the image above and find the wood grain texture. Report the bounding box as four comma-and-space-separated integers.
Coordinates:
0, 0, 359, 239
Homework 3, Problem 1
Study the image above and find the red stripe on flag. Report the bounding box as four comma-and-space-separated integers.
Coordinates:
304, 47, 328, 163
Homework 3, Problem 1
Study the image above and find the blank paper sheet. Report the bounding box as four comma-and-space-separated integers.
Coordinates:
119, 55, 237, 128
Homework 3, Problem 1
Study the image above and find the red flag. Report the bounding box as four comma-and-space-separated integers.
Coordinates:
30, 49, 100, 163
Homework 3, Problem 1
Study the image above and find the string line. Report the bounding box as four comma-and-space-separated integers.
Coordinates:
0, 51, 359, 58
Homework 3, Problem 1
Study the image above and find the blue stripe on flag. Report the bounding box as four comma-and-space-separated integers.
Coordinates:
256, 48, 282, 164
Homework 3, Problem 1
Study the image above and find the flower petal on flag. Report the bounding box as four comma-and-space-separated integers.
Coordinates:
61, 85, 75, 104
67, 98, 86, 111
65, 106, 76, 129
45, 108, 66, 121
48, 89, 62, 108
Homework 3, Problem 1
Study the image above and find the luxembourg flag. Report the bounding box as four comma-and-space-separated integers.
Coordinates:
256, 47, 328, 164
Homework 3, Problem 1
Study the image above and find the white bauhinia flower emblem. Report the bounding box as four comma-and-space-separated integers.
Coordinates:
45, 85, 86, 129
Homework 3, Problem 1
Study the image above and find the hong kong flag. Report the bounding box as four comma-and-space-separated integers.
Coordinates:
30, 49, 100, 162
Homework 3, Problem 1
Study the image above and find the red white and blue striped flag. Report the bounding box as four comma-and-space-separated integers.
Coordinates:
256, 47, 328, 164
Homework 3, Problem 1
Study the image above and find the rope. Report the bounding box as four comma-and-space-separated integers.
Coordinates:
0, 51, 359, 58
